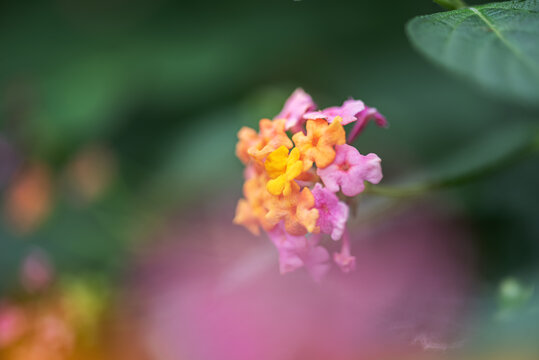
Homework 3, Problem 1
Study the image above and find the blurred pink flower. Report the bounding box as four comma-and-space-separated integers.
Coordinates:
133, 202, 475, 360
0, 303, 26, 348
317, 144, 382, 196
275, 88, 316, 131
20, 248, 54, 293
312, 183, 349, 241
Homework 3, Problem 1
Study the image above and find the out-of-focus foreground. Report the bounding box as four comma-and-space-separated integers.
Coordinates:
1, 0, 538, 359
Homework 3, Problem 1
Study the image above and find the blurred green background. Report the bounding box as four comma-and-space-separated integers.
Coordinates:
0, 0, 538, 298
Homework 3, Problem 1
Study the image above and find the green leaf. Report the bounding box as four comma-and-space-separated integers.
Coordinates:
433, 0, 468, 11
407, 0, 539, 105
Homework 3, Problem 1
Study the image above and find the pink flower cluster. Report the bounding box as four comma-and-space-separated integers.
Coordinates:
234, 88, 386, 280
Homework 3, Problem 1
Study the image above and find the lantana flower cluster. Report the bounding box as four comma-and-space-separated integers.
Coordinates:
234, 89, 387, 280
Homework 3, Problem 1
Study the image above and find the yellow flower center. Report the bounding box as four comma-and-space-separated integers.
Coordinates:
264, 146, 303, 196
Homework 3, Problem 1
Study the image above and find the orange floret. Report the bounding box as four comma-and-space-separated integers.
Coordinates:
233, 173, 274, 235
233, 199, 261, 235
247, 119, 293, 162
235, 127, 259, 164
292, 117, 346, 169
265, 186, 319, 236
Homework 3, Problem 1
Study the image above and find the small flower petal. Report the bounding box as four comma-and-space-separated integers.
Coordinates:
247, 119, 293, 163
317, 144, 382, 197
235, 127, 259, 164
347, 106, 388, 143
267, 223, 330, 281
312, 183, 349, 240
292, 118, 345, 169
334, 252, 356, 273
266, 186, 318, 236
264, 146, 304, 196
275, 88, 317, 131
306, 98, 365, 125
264, 146, 289, 179
333, 230, 356, 273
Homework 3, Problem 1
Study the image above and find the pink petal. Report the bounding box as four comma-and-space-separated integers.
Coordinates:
316, 164, 341, 193
347, 106, 388, 143
305, 99, 365, 125
275, 88, 316, 131
318, 145, 382, 197
323, 99, 365, 125
330, 202, 349, 241
266, 223, 330, 280
334, 252, 356, 273
343, 171, 368, 197
356, 153, 383, 185
278, 252, 304, 274
304, 246, 330, 282
312, 184, 349, 241
334, 229, 356, 273
303, 111, 328, 120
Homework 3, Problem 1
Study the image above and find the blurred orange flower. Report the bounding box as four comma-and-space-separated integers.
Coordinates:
65, 144, 116, 204
4, 163, 53, 234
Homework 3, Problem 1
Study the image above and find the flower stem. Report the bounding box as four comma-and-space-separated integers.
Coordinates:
365, 132, 538, 199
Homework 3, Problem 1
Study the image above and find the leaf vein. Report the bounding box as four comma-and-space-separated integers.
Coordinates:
468, 7, 539, 77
